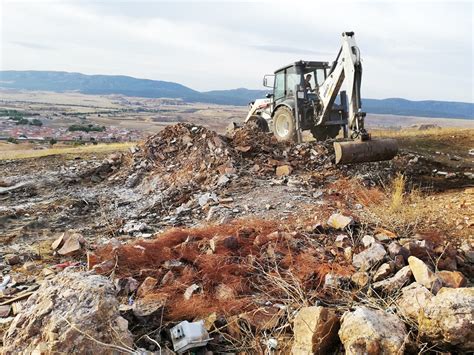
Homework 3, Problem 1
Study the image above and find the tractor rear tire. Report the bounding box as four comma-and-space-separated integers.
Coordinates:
272, 107, 296, 142
310, 125, 341, 141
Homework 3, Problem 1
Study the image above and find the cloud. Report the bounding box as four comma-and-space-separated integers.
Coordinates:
0, 0, 472, 102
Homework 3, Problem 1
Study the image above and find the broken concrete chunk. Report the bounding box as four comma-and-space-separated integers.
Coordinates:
339, 306, 407, 355
372, 265, 412, 293
352, 243, 386, 271
291, 306, 340, 354
418, 287, 474, 350
327, 213, 353, 230
408, 256, 442, 293
3, 272, 133, 354
396, 282, 433, 321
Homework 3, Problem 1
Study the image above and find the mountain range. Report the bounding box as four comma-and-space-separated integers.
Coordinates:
0, 70, 472, 119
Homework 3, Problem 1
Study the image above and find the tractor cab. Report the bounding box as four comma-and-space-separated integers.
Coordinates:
261, 60, 348, 142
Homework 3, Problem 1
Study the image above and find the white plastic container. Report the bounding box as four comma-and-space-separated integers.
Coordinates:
170, 320, 212, 353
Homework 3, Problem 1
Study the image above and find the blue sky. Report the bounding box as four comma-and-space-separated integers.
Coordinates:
1, 0, 473, 102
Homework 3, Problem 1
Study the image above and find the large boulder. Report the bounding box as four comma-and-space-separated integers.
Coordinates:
339, 307, 407, 355
418, 287, 474, 350
291, 306, 340, 354
3, 272, 133, 354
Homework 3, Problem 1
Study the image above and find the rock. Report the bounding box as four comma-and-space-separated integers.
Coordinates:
418, 287, 474, 350
327, 213, 353, 230
335, 234, 349, 248
4, 254, 21, 266
394, 255, 405, 270
372, 263, 393, 282
437, 270, 467, 288
3, 272, 133, 354
374, 229, 397, 242
351, 272, 369, 288
396, 282, 433, 321
217, 174, 230, 186
339, 306, 407, 355
404, 240, 434, 260
276, 165, 292, 177
324, 273, 348, 288
53, 231, 85, 256
344, 247, 353, 262
291, 306, 340, 354
198, 192, 218, 207
215, 283, 236, 300
0, 305, 11, 317
22, 261, 36, 272
372, 266, 412, 293
115, 277, 139, 295
121, 220, 148, 234
361, 235, 376, 248
352, 243, 386, 271
408, 256, 442, 293
239, 306, 283, 330
184, 283, 200, 300
132, 297, 166, 318
137, 276, 158, 298
387, 242, 409, 260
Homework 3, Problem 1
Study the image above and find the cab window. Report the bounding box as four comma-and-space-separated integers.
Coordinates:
274, 72, 285, 100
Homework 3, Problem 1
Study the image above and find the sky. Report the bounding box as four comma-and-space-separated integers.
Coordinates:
0, 0, 473, 102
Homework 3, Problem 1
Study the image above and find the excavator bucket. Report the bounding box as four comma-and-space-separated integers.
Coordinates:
334, 138, 398, 164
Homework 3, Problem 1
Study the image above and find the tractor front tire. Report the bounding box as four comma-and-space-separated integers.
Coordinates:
310, 125, 341, 141
246, 115, 270, 132
272, 107, 296, 142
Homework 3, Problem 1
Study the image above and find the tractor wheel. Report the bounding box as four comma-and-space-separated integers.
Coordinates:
310, 125, 341, 141
272, 107, 296, 142
246, 115, 270, 132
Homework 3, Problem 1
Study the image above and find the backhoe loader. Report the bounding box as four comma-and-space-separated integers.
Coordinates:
243, 32, 398, 164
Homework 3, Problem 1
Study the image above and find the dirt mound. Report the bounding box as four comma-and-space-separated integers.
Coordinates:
118, 123, 335, 190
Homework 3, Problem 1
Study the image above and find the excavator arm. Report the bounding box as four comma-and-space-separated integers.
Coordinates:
317, 32, 367, 139
317, 32, 398, 164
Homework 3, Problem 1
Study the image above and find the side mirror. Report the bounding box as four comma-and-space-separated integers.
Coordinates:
265, 93, 273, 99
263, 74, 274, 88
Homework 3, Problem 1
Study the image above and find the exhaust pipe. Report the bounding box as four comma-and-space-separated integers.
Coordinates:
334, 138, 398, 164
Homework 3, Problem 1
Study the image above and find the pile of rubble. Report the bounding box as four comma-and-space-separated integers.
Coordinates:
71, 213, 472, 353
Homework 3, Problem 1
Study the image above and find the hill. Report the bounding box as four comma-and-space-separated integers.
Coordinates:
0, 70, 472, 118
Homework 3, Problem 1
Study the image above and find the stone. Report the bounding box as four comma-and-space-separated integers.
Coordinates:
327, 213, 353, 230
394, 255, 405, 269
408, 256, 442, 293
374, 229, 397, 242
184, 283, 200, 300
137, 276, 158, 298
437, 270, 467, 288
361, 235, 376, 248
418, 287, 474, 350
396, 282, 433, 321
324, 273, 348, 288
276, 165, 292, 177
404, 240, 434, 261
22, 261, 36, 272
387, 242, 409, 260
339, 306, 407, 355
215, 283, 236, 300
4, 254, 21, 266
132, 297, 166, 318
372, 266, 412, 293
352, 243, 386, 271
335, 234, 349, 248
55, 232, 85, 256
115, 277, 139, 295
239, 306, 283, 331
3, 272, 133, 354
351, 272, 369, 288
198, 192, 218, 207
291, 306, 340, 354
372, 263, 393, 282
0, 305, 11, 317
161, 270, 175, 285
344, 247, 353, 262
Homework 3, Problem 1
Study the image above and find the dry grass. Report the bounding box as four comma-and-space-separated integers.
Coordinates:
372, 127, 473, 138
0, 142, 136, 160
